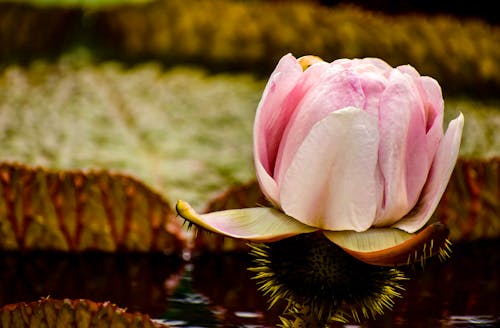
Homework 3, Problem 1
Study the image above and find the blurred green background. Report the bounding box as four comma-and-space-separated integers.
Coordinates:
1, 0, 499, 210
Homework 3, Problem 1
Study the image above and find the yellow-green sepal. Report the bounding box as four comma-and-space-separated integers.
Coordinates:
324, 223, 449, 266
176, 200, 317, 242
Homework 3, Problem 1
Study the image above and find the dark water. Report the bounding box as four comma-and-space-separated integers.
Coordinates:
0, 240, 498, 327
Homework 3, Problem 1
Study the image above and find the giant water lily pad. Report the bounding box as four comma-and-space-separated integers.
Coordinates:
0, 162, 185, 253
0, 60, 260, 211
0, 298, 168, 327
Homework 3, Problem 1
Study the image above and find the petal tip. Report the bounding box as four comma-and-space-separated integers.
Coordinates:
175, 200, 194, 221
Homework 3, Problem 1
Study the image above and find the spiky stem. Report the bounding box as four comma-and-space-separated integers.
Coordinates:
249, 232, 407, 325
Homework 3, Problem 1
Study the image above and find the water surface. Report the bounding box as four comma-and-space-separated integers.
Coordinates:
0, 240, 498, 327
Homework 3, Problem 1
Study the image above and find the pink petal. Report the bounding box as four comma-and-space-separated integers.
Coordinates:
273, 66, 366, 187
404, 85, 434, 213
332, 57, 392, 73
176, 200, 317, 242
254, 53, 303, 203
255, 161, 280, 207
374, 69, 427, 226
404, 115, 431, 212
394, 113, 464, 232
396, 64, 421, 79
420, 76, 444, 157
279, 107, 379, 232
396, 66, 444, 142
360, 58, 393, 72
420, 76, 444, 123
397, 74, 445, 211
358, 70, 387, 116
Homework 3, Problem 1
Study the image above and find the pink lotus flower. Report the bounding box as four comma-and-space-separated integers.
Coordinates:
177, 54, 464, 265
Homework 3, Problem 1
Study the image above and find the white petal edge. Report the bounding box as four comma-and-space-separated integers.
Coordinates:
394, 113, 464, 232
279, 106, 379, 231
176, 200, 317, 242
255, 160, 280, 207
253, 53, 302, 205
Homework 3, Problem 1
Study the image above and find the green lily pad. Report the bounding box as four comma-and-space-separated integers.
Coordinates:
0, 162, 186, 253
0, 298, 168, 327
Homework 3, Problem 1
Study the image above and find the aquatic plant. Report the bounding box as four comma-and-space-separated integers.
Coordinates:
177, 54, 463, 326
